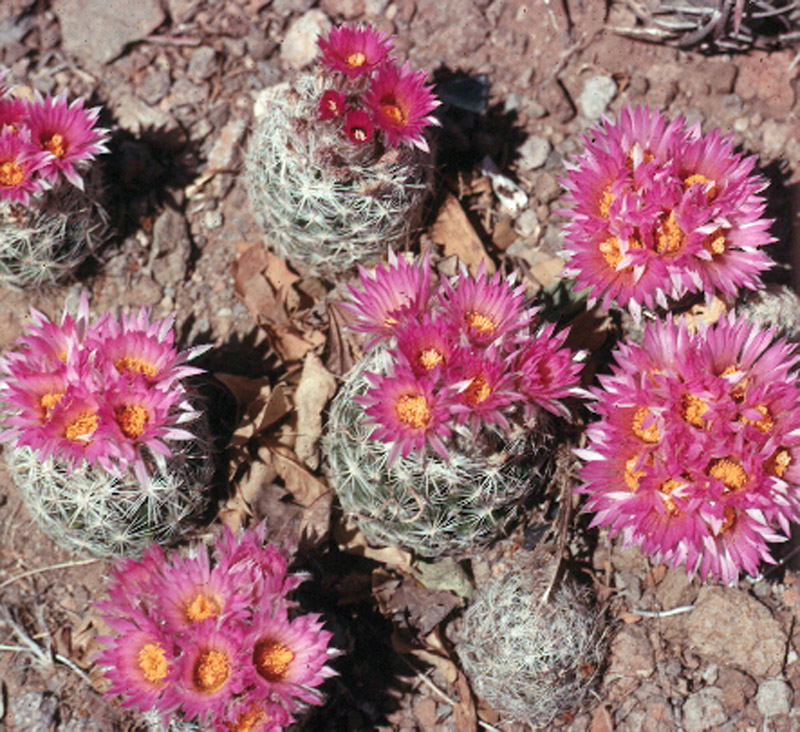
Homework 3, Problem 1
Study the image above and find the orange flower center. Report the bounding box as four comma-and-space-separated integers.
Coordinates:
624, 455, 645, 491
192, 649, 230, 693
464, 375, 491, 405
684, 173, 717, 200
660, 478, 682, 516
739, 404, 773, 433
224, 704, 268, 732
64, 412, 98, 441
185, 593, 220, 623
599, 188, 614, 218
40, 391, 65, 416
0, 160, 24, 187
702, 228, 726, 256
253, 640, 294, 682
380, 101, 406, 126
654, 210, 685, 255
465, 311, 496, 336
326, 98, 340, 114
138, 642, 169, 684
417, 348, 444, 370
395, 394, 431, 429
43, 133, 66, 158
345, 51, 367, 67
765, 448, 791, 478
115, 356, 158, 378
720, 505, 737, 533
115, 404, 149, 439
631, 407, 659, 443
680, 393, 708, 428
708, 457, 747, 492
352, 127, 368, 142
599, 236, 623, 269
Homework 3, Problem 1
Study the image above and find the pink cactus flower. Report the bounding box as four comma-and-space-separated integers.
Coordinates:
343, 108, 374, 144
317, 23, 394, 79
0, 128, 49, 205
318, 89, 347, 121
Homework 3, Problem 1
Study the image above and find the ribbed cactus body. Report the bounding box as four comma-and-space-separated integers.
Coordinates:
0, 171, 109, 288
7, 422, 213, 557
245, 73, 432, 277
455, 565, 606, 726
736, 283, 800, 341
323, 348, 554, 559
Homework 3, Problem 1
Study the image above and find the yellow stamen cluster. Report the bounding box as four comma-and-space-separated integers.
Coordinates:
599, 188, 615, 218
43, 133, 66, 158
395, 394, 431, 429
345, 51, 367, 67
138, 642, 169, 684
115, 404, 149, 439
720, 505, 737, 533
225, 705, 268, 732
64, 412, 98, 441
185, 593, 220, 623
739, 404, 773, 433
702, 228, 726, 256
465, 311, 497, 336
417, 348, 444, 371
253, 640, 294, 682
707, 457, 748, 492
684, 173, 717, 200
659, 478, 682, 516
624, 455, 645, 491
464, 375, 491, 405
0, 160, 24, 187
631, 407, 659, 443
680, 393, 708, 428
380, 102, 406, 126
654, 210, 685, 255
115, 356, 158, 379
765, 448, 791, 478
193, 650, 230, 693
40, 392, 65, 416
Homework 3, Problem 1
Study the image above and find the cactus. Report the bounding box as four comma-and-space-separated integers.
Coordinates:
454, 562, 606, 726
324, 347, 555, 558
736, 282, 800, 341
6, 424, 212, 557
0, 166, 109, 288
244, 23, 438, 277
612, 0, 800, 51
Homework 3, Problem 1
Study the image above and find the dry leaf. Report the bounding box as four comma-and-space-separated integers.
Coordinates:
325, 301, 361, 376
451, 664, 478, 731
294, 352, 337, 470
683, 296, 728, 332
618, 610, 644, 624
263, 322, 326, 363
232, 243, 274, 315
430, 193, 495, 276
383, 574, 463, 635
263, 250, 300, 292
270, 444, 329, 507
334, 515, 414, 571
214, 373, 272, 415
528, 253, 565, 288
491, 216, 517, 251
298, 491, 334, 551
391, 630, 458, 685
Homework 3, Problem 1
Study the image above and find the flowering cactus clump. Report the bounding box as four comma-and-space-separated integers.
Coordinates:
0, 293, 213, 556
455, 563, 606, 726
0, 70, 110, 288
244, 23, 439, 277
94, 522, 338, 731
323, 253, 583, 558
560, 104, 774, 320
576, 313, 800, 585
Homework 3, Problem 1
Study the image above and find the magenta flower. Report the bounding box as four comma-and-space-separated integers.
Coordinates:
576, 314, 800, 584
394, 313, 455, 375
364, 61, 440, 152
317, 23, 394, 79
438, 261, 534, 348
0, 95, 26, 134
215, 699, 293, 732
0, 128, 49, 205
341, 249, 432, 347
24, 91, 109, 189
356, 365, 453, 463
242, 605, 337, 711
343, 108, 374, 144
560, 105, 774, 318
318, 89, 347, 121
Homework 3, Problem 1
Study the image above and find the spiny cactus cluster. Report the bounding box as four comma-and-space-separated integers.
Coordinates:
323, 254, 583, 558
0, 294, 212, 557
245, 23, 438, 277
614, 0, 800, 52
736, 283, 800, 342
0, 70, 110, 288
455, 562, 606, 726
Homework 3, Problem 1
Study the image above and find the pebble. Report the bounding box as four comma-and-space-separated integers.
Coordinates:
514, 209, 540, 240
188, 46, 218, 81
755, 678, 793, 717
152, 208, 191, 288
138, 64, 171, 106
320, 0, 366, 19
606, 624, 655, 680
54, 0, 165, 65
204, 209, 224, 230
518, 135, 551, 171
281, 10, 331, 69
761, 120, 789, 157
578, 74, 617, 121
533, 171, 561, 205
169, 77, 207, 107
9, 692, 59, 732
716, 667, 756, 713
207, 118, 248, 171
681, 688, 727, 732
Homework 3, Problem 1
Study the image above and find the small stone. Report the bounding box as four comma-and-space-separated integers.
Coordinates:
168, 77, 206, 107
578, 74, 617, 121
735, 50, 796, 119
755, 678, 793, 717
761, 120, 789, 157
207, 118, 248, 171
187, 46, 217, 81
514, 209, 540, 240
138, 65, 171, 105
716, 667, 756, 713
734, 117, 748, 133
320, 0, 366, 19
682, 688, 726, 732
518, 135, 551, 171
54, 0, 165, 66
112, 93, 176, 134
615, 570, 643, 603
533, 171, 561, 205
413, 696, 438, 728
701, 664, 719, 685
204, 209, 223, 229
607, 625, 655, 679
273, 0, 317, 12
281, 10, 331, 70
151, 208, 191, 288
10, 692, 59, 732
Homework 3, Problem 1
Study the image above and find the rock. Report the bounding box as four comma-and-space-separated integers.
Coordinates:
533, 171, 561, 205
9, 692, 59, 732
716, 667, 756, 713
167, 77, 207, 108
755, 678, 793, 717
518, 135, 551, 171
187, 46, 217, 81
273, 0, 317, 13
111, 93, 176, 134
320, 0, 366, 18
151, 208, 191, 288
761, 120, 789, 158
617, 695, 675, 732
514, 209, 540, 240
54, 0, 165, 66
684, 586, 785, 678
207, 118, 248, 171
138, 65, 171, 106
607, 625, 655, 680
578, 75, 617, 121
681, 688, 727, 732
280, 10, 331, 70
735, 50, 796, 119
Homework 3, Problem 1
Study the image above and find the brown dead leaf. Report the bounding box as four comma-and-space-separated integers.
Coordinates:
643, 564, 668, 589
325, 301, 361, 376
491, 217, 517, 251
383, 573, 463, 635
391, 630, 458, 685
683, 296, 728, 332
618, 610, 644, 624
269, 444, 329, 507
431, 193, 495, 276
528, 253, 565, 288
334, 515, 414, 571
232, 243, 273, 314
298, 490, 334, 551
294, 352, 337, 470
263, 250, 300, 292
451, 663, 478, 731
214, 373, 272, 415
263, 322, 326, 363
